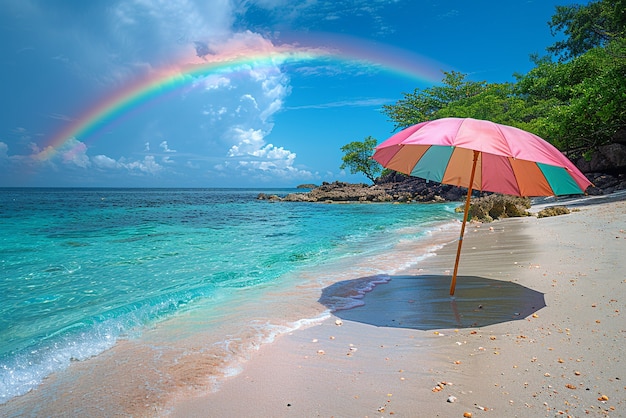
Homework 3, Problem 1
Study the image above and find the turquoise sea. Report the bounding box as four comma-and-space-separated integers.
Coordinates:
0, 188, 460, 414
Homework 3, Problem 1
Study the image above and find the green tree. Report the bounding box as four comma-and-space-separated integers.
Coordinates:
516, 46, 626, 154
435, 82, 535, 129
340, 136, 381, 183
548, 0, 626, 61
383, 72, 536, 132
382, 71, 487, 130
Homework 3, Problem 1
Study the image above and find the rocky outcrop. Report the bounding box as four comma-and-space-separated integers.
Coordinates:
576, 143, 626, 175
573, 142, 626, 195
258, 178, 471, 203
374, 172, 468, 202
582, 172, 626, 195
259, 182, 393, 203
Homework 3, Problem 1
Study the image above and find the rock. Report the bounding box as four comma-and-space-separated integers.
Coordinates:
375, 172, 467, 202
584, 172, 626, 195
306, 181, 392, 202
282, 193, 316, 202
256, 193, 283, 201
576, 143, 626, 175
259, 181, 394, 203
465, 195, 532, 222
537, 206, 570, 218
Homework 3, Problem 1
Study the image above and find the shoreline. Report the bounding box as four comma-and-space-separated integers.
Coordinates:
0, 200, 462, 416
167, 194, 626, 417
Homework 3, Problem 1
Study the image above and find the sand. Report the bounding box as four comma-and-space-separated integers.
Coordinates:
167, 193, 626, 418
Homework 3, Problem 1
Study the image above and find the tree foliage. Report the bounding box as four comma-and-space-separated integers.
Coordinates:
340, 136, 381, 183
547, 0, 626, 61
382, 72, 537, 133
516, 46, 626, 153
381, 71, 487, 130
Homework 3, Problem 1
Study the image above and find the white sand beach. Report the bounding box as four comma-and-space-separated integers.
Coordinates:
168, 193, 626, 417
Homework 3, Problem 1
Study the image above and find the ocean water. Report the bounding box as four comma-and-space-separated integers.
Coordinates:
0, 188, 460, 414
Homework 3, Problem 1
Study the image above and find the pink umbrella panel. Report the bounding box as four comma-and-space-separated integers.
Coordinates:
373, 118, 591, 197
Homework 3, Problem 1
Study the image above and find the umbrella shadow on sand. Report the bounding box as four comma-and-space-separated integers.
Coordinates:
319, 275, 545, 331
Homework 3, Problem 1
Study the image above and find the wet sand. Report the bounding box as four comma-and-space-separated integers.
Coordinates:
168, 194, 626, 417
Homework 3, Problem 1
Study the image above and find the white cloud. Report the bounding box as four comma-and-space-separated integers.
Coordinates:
61, 139, 91, 168
12, 127, 32, 143
31, 137, 91, 168
259, 81, 289, 122
227, 128, 266, 157
159, 141, 176, 152
287, 97, 393, 110
254, 143, 294, 162
126, 155, 163, 174
202, 106, 228, 121
0, 142, 8, 160
5, 0, 237, 87
240, 94, 259, 109
47, 113, 74, 122
110, 0, 235, 61
93, 154, 119, 169
93, 154, 165, 175
200, 75, 232, 90
223, 127, 311, 179
185, 30, 304, 180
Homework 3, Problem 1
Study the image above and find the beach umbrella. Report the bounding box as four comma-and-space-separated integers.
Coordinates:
372, 117, 592, 295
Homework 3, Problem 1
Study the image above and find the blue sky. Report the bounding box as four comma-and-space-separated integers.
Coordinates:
0, 0, 583, 188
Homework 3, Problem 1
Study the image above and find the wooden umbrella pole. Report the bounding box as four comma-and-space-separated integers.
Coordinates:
450, 150, 480, 296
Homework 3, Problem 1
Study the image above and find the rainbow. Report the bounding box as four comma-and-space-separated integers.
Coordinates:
37, 41, 448, 161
